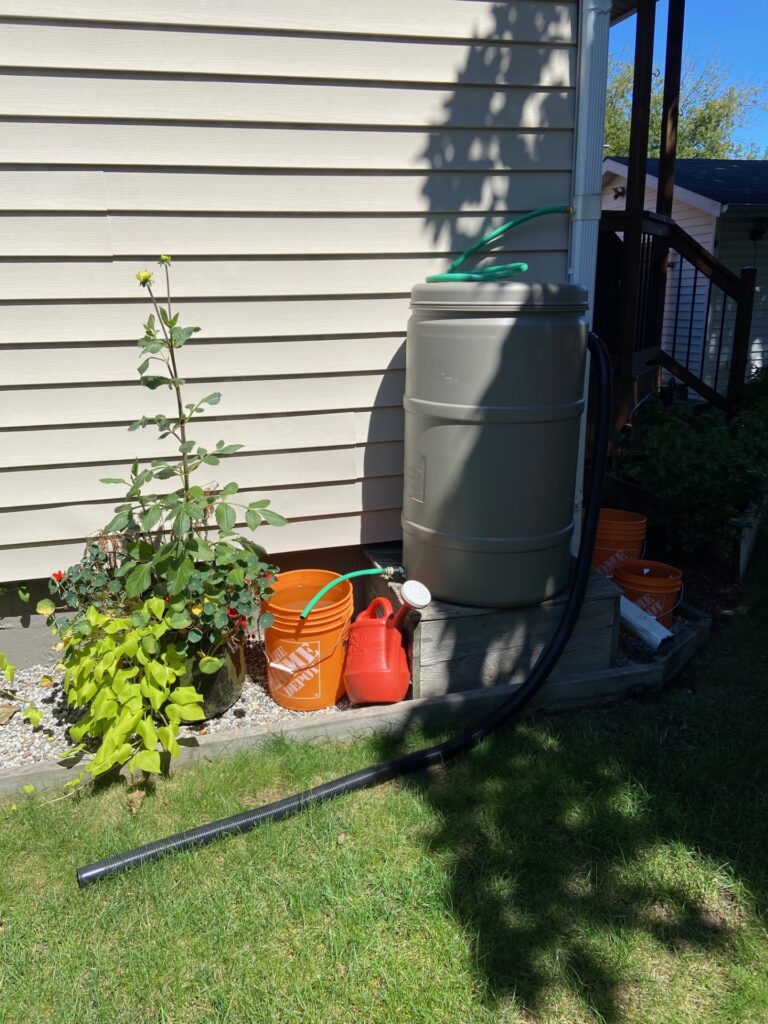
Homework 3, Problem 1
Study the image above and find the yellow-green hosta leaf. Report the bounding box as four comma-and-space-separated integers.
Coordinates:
22, 707, 43, 728
131, 609, 151, 629
157, 725, 180, 758
129, 749, 161, 775
114, 707, 142, 738
78, 680, 98, 704
135, 716, 158, 750
91, 698, 118, 724
141, 634, 159, 655
69, 719, 90, 743
175, 703, 205, 722
149, 662, 169, 687
117, 684, 142, 707
147, 685, 165, 714
146, 596, 166, 621
104, 618, 130, 635
122, 632, 139, 658
164, 703, 182, 724
56, 743, 85, 761
91, 742, 133, 776
168, 686, 204, 706
86, 605, 108, 627
0, 653, 15, 683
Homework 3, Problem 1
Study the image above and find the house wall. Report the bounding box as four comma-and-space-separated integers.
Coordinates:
712, 207, 768, 376
601, 174, 717, 373
0, 1, 578, 583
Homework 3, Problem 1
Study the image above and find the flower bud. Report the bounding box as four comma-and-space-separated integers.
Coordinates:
158, 254, 172, 266
136, 270, 153, 287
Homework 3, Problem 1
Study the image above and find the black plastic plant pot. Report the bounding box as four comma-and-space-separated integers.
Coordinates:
195, 642, 245, 719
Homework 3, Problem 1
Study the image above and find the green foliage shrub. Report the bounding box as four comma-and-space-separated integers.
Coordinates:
615, 396, 768, 556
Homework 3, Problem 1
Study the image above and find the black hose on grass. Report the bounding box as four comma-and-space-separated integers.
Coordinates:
76, 333, 612, 888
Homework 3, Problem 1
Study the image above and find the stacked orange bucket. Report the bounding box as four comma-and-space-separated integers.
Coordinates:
592, 508, 647, 576
592, 508, 682, 626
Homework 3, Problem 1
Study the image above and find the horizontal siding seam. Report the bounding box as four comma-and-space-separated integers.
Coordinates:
0, 18, 577, 49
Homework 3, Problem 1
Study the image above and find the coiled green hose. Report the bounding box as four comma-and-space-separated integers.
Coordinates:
426, 204, 572, 282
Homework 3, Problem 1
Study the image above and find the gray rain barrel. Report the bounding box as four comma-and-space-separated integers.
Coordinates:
401, 281, 588, 607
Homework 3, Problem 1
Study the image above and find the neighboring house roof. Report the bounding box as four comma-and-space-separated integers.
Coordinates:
607, 157, 768, 207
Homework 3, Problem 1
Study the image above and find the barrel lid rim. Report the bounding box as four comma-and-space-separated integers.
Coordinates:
410, 280, 588, 309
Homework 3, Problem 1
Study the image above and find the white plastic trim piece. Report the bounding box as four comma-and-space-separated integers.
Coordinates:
619, 596, 673, 651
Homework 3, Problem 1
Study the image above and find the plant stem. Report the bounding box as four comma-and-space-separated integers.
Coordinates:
147, 284, 191, 500
167, 346, 191, 498
165, 264, 172, 321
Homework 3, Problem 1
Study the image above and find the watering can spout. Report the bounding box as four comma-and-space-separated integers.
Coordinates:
389, 578, 432, 631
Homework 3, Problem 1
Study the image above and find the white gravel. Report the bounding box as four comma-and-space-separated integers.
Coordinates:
0, 641, 349, 772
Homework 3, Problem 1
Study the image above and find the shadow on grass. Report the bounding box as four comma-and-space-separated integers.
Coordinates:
367, 548, 768, 1021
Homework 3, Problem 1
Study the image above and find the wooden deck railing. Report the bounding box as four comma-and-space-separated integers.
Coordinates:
599, 210, 757, 410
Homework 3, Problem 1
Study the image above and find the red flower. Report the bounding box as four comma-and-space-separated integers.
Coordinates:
51, 570, 64, 582
165, 594, 171, 602
226, 607, 238, 619
237, 616, 248, 629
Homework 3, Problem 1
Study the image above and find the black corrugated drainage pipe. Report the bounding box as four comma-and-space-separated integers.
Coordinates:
76, 332, 611, 888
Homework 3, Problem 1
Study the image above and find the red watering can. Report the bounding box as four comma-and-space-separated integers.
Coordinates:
343, 580, 431, 705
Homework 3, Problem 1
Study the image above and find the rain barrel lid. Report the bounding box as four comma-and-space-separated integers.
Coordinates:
410, 281, 588, 312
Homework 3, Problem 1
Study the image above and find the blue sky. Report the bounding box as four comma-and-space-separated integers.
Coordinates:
610, 0, 768, 156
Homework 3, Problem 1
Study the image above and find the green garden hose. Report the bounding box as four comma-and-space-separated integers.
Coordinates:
300, 567, 397, 619
426, 204, 572, 282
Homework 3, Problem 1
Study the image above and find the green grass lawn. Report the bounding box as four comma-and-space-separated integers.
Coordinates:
3, 551, 768, 1024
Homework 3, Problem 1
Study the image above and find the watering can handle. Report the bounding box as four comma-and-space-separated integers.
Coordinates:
360, 597, 394, 621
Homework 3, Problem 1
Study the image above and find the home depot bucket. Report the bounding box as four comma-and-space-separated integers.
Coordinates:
592, 508, 647, 576
614, 559, 682, 628
263, 570, 354, 711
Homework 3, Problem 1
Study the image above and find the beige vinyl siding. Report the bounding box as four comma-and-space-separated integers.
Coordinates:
0, 1, 577, 40
0, 1, 577, 582
601, 175, 717, 373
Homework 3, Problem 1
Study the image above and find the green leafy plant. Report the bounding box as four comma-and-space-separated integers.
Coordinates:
38, 256, 287, 782
55, 597, 205, 777
615, 396, 768, 555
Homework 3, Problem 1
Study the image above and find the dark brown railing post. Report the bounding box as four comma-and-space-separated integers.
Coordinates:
616, 0, 657, 429
727, 266, 757, 406
651, 0, 686, 355
656, 0, 686, 221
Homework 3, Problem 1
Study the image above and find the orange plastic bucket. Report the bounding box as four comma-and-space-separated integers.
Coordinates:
614, 559, 682, 628
592, 508, 647, 577
263, 569, 354, 711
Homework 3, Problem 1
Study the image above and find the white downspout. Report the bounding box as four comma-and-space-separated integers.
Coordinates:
569, 0, 612, 552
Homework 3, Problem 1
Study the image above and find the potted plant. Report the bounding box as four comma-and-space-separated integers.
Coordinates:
37, 256, 287, 783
